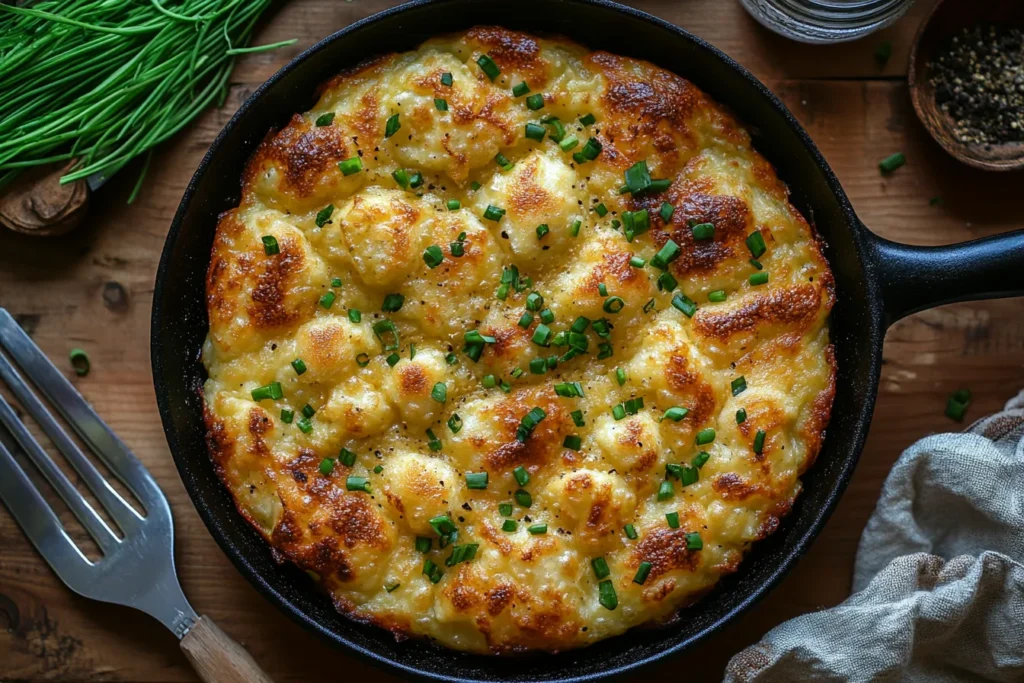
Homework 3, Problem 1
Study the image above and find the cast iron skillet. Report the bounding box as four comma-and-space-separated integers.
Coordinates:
151, 0, 1024, 680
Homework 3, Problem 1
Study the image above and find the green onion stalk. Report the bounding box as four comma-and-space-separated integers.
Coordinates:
0, 0, 296, 202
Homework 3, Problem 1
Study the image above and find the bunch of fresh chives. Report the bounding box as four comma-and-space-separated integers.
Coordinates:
0, 0, 295, 201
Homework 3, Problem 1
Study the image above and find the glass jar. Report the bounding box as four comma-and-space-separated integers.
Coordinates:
738, 0, 915, 44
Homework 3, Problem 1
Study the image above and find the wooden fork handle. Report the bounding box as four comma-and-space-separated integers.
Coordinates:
180, 615, 275, 683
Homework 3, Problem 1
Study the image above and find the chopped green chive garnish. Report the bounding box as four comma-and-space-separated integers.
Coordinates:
339, 448, 356, 466
658, 271, 678, 292
423, 244, 444, 269
659, 202, 675, 223
423, 559, 443, 583
427, 430, 442, 453
624, 524, 638, 540
385, 113, 401, 138
409, 172, 424, 189
563, 435, 582, 451
434, 98, 448, 111
558, 135, 579, 151
525, 93, 544, 110
373, 319, 400, 351
385, 352, 400, 367
441, 72, 453, 87
746, 231, 767, 258
612, 404, 626, 421
536, 223, 549, 239
661, 406, 688, 422
355, 352, 370, 367
513, 466, 530, 486
621, 209, 650, 241
319, 291, 336, 309
392, 168, 409, 188
591, 557, 610, 579
736, 408, 747, 424
696, 428, 716, 445
381, 293, 404, 313
445, 544, 478, 567
651, 240, 681, 270
483, 205, 505, 222
315, 204, 335, 227
749, 272, 769, 286
431, 382, 447, 403
709, 290, 727, 302
518, 311, 535, 328
580, 137, 603, 160
529, 358, 547, 374
446, 199, 461, 211
753, 429, 766, 455
512, 81, 530, 97
629, 255, 647, 268
464, 329, 496, 345
297, 418, 313, 434
579, 113, 596, 126
301, 404, 316, 419
633, 561, 652, 585
525, 122, 546, 141
528, 523, 547, 535
466, 472, 489, 490
385, 582, 400, 593
416, 536, 432, 553
477, 54, 500, 80
261, 235, 279, 255
532, 324, 553, 346
691, 222, 715, 241
731, 376, 747, 396
643, 298, 656, 313
750, 258, 764, 270
599, 579, 617, 610
348, 309, 362, 324
291, 359, 307, 375
450, 241, 465, 257
570, 219, 582, 237
346, 476, 371, 493
666, 511, 680, 528
594, 203, 608, 217
502, 519, 518, 532
515, 488, 532, 508
658, 480, 674, 501
571, 409, 585, 427
315, 112, 335, 127
615, 368, 627, 386
338, 156, 362, 176
603, 296, 624, 314
671, 293, 696, 318
945, 389, 971, 421
623, 160, 652, 195
597, 342, 613, 359
319, 457, 335, 475
879, 152, 906, 174
251, 382, 283, 401
280, 408, 294, 424
499, 502, 513, 516
686, 532, 703, 550
693, 451, 710, 469
516, 407, 546, 443
598, 283, 608, 297
540, 309, 555, 324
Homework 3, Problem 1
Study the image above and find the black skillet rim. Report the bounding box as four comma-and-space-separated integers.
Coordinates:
152, 0, 878, 680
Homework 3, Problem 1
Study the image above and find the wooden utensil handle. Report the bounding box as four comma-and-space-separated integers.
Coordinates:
180, 615, 274, 683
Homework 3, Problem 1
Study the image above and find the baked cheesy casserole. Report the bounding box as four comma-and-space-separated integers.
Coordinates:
202, 27, 835, 653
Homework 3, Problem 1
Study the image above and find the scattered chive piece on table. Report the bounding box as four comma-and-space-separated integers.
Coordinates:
315, 112, 335, 127
338, 156, 362, 176
466, 472, 488, 490
512, 81, 530, 97
477, 54, 500, 80
384, 113, 401, 138
879, 152, 906, 174
874, 40, 893, 66
261, 235, 279, 255
633, 561, 652, 585
315, 204, 335, 227
69, 348, 90, 376
945, 389, 971, 421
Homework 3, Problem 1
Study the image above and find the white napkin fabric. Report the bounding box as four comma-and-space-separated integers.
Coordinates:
724, 391, 1024, 682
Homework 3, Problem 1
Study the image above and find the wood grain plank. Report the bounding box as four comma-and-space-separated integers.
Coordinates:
3, 0, 1023, 680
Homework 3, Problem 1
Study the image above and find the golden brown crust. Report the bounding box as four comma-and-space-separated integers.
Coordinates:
201, 27, 835, 654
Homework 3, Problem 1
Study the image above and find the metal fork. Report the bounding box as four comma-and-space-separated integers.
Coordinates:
0, 308, 272, 683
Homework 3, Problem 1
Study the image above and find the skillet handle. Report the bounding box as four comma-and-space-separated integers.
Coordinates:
868, 229, 1024, 327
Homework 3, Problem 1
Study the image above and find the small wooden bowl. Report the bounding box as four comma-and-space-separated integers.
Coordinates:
908, 0, 1024, 171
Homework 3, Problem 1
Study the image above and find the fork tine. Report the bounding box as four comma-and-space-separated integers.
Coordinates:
0, 436, 92, 580
0, 391, 120, 553
0, 348, 142, 534
0, 309, 160, 519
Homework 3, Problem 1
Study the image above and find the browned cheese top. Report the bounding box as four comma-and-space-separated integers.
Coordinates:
202, 26, 835, 653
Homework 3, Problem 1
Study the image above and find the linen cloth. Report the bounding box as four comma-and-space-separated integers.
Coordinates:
724, 391, 1024, 682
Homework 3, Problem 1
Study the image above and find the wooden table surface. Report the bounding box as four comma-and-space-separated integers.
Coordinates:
2, 1, 1023, 681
